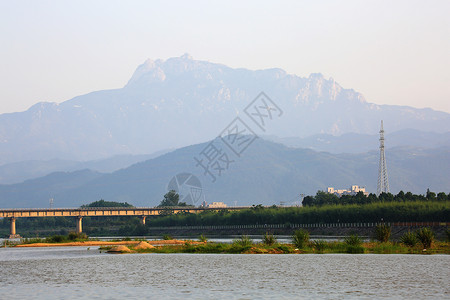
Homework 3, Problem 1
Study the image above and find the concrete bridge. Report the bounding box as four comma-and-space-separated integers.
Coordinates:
0, 207, 245, 238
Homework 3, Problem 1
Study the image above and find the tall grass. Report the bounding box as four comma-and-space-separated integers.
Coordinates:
232, 235, 253, 247
198, 234, 208, 242
292, 229, 309, 249
344, 234, 364, 253
162, 234, 173, 240
148, 200, 450, 227
400, 231, 418, 247
312, 240, 328, 253
262, 232, 277, 246
374, 224, 391, 243
416, 227, 435, 249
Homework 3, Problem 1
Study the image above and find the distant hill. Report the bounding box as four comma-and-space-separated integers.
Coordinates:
0, 54, 449, 165
267, 129, 450, 154
0, 138, 448, 208
0, 150, 169, 185
2, 129, 448, 185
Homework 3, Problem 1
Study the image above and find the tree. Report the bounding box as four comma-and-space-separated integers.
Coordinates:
437, 192, 447, 202
315, 190, 339, 206
302, 195, 314, 207
158, 190, 188, 207
426, 189, 436, 201
81, 199, 133, 208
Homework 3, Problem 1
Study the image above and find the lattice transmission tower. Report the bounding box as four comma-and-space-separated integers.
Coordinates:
377, 120, 389, 195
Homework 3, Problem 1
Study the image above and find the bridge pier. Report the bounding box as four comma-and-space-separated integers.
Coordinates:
9, 217, 20, 238
140, 216, 146, 225
76, 216, 83, 234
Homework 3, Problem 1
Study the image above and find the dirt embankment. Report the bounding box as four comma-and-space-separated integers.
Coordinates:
15, 239, 200, 248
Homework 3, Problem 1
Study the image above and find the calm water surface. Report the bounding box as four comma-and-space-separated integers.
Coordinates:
0, 247, 448, 299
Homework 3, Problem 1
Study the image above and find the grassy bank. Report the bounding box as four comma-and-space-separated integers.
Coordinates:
99, 234, 450, 255
101, 240, 450, 255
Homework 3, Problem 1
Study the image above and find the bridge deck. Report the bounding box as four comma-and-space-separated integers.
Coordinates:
0, 207, 244, 218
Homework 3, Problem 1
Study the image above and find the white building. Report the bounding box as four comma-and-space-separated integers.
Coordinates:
327, 185, 369, 197
207, 202, 228, 208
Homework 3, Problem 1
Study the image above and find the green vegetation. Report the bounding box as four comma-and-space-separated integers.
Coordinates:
416, 227, 435, 249
312, 240, 328, 253
198, 234, 208, 242
81, 199, 133, 208
400, 231, 418, 247
21, 232, 88, 244
292, 229, 309, 249
158, 190, 192, 207
302, 190, 450, 207
162, 234, 173, 240
262, 232, 277, 246
232, 235, 253, 248
344, 234, 365, 253
374, 224, 391, 243
1, 197, 448, 238
97, 239, 450, 255
146, 200, 449, 228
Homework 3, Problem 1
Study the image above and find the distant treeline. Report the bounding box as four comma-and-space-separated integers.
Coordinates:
1, 192, 448, 237
147, 201, 449, 228
302, 190, 450, 207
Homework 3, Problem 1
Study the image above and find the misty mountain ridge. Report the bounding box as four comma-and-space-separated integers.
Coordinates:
0, 54, 449, 165
0, 128, 448, 185
0, 149, 170, 185
0, 138, 448, 208
267, 129, 450, 154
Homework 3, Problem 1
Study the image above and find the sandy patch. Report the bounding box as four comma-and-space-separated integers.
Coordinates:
108, 245, 132, 253
134, 241, 155, 249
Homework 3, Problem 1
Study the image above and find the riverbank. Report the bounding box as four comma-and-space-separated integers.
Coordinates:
12, 239, 201, 248
98, 240, 450, 255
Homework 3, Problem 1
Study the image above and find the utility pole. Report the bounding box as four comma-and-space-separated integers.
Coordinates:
377, 120, 390, 195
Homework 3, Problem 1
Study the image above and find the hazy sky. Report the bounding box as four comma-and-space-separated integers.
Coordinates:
1, 0, 449, 114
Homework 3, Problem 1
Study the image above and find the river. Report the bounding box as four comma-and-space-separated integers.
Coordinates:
0, 246, 448, 299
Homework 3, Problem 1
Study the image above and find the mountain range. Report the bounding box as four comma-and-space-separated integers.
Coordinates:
0, 54, 449, 208
0, 138, 448, 208
0, 54, 449, 165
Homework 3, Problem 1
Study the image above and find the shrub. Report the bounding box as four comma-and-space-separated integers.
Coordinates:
262, 232, 277, 246
400, 231, 418, 247
46, 235, 67, 243
416, 227, 435, 249
68, 232, 88, 241
345, 245, 365, 254
445, 228, 450, 242
292, 229, 310, 249
232, 235, 253, 247
372, 242, 404, 254
374, 224, 391, 243
198, 234, 208, 242
312, 240, 328, 253
275, 244, 291, 253
162, 234, 173, 240
344, 234, 364, 253
344, 234, 362, 246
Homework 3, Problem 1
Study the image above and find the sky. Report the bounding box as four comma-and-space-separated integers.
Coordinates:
1, 0, 449, 114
